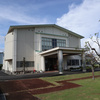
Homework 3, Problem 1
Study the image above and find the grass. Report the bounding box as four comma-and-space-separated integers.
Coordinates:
35, 71, 100, 100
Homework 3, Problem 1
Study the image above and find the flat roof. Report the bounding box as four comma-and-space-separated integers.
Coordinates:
7, 24, 84, 39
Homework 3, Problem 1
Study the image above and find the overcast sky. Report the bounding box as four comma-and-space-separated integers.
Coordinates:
0, 0, 100, 52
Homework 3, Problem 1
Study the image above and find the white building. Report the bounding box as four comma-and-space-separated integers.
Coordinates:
0, 52, 3, 64
3, 24, 86, 74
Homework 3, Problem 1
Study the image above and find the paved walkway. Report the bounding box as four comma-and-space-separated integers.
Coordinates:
0, 68, 100, 81
0, 71, 9, 76
0, 70, 84, 81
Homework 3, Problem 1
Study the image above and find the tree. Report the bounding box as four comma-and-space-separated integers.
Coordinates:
85, 52, 97, 80
85, 33, 100, 80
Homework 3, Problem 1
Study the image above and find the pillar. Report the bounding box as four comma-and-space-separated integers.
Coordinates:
13, 29, 17, 72
82, 52, 86, 72
58, 50, 63, 74
41, 56, 45, 71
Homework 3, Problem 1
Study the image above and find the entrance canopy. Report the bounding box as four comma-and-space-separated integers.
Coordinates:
40, 47, 87, 56
40, 47, 87, 74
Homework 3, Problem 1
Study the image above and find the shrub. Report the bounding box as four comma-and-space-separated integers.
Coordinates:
94, 64, 100, 68
86, 66, 91, 70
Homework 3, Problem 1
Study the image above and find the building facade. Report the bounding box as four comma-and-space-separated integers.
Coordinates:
3, 24, 86, 74
0, 52, 3, 64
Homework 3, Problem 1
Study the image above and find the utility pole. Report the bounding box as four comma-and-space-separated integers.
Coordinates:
23, 57, 25, 74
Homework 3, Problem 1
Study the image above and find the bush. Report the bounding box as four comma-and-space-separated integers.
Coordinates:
70, 67, 83, 71
94, 64, 100, 68
86, 66, 91, 70
0, 64, 3, 70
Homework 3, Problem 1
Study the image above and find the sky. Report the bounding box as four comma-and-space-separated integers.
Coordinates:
0, 0, 100, 52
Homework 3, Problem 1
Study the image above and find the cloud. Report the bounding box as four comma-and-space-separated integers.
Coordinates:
56, 0, 100, 38
0, 3, 48, 25
82, 36, 100, 55
0, 0, 67, 25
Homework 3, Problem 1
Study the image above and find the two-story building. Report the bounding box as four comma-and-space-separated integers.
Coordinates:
3, 24, 86, 74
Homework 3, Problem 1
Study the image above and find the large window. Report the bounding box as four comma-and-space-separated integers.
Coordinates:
67, 59, 79, 66
42, 37, 66, 51
17, 61, 34, 68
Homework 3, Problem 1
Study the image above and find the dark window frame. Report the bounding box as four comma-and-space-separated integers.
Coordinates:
17, 61, 34, 68
42, 37, 66, 51
67, 59, 79, 66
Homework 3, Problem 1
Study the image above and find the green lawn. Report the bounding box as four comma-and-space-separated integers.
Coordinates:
36, 71, 100, 100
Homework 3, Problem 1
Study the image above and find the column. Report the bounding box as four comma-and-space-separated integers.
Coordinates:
82, 52, 86, 72
58, 50, 63, 74
41, 56, 45, 71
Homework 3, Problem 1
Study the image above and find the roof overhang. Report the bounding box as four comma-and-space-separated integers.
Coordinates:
40, 47, 87, 57
7, 24, 84, 39
5, 59, 12, 61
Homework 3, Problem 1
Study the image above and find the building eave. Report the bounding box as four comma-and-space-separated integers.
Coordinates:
7, 24, 84, 39
40, 47, 87, 55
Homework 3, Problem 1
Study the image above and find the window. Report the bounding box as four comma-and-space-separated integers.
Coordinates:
17, 61, 34, 67
52, 39, 57, 48
42, 37, 66, 51
67, 60, 71, 66
67, 59, 79, 66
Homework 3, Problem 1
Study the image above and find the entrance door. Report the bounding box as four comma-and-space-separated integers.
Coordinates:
45, 56, 58, 71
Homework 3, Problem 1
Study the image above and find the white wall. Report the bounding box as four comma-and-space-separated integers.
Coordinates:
5, 32, 13, 60
35, 27, 68, 37
17, 28, 34, 61
68, 34, 80, 48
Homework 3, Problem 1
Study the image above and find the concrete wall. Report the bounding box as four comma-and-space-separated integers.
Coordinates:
17, 28, 34, 61
68, 34, 80, 48
35, 27, 68, 37
16, 28, 35, 71
3, 32, 13, 72
5, 32, 13, 60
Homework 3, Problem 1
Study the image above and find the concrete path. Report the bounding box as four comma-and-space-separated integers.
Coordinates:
0, 68, 100, 81
0, 70, 84, 81
0, 71, 9, 76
